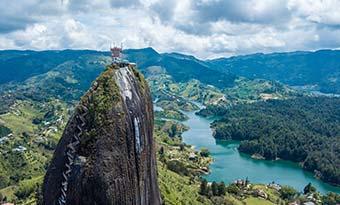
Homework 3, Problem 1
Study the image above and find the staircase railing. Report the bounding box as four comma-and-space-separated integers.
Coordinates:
57, 104, 88, 205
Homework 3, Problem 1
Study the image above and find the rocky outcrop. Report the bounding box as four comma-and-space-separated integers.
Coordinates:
43, 64, 161, 205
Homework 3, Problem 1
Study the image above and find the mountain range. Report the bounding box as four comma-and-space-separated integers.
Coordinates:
1, 48, 339, 94
0, 47, 339, 204
209, 50, 340, 94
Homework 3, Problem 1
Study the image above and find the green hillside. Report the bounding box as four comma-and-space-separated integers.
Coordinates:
213, 97, 340, 186
0, 49, 339, 204
210, 50, 340, 94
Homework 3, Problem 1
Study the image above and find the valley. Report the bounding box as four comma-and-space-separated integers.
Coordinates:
0, 49, 339, 204
211, 97, 340, 187
180, 109, 340, 194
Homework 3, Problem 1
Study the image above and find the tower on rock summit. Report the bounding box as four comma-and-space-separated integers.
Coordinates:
110, 43, 136, 67
42, 55, 161, 204
110, 44, 123, 63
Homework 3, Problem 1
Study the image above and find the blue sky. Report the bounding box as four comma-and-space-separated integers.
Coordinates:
0, 0, 340, 58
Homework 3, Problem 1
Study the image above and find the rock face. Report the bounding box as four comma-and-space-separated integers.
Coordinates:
43, 64, 161, 205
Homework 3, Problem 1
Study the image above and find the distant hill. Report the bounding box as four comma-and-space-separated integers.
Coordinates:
124, 48, 236, 88
209, 50, 340, 94
0, 52, 109, 113
0, 50, 106, 85
0, 49, 236, 114
0, 48, 339, 204
2, 48, 338, 93
0, 48, 236, 89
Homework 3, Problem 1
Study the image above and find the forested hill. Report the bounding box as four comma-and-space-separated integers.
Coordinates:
0, 50, 105, 85
209, 50, 340, 94
0, 49, 235, 114
124, 48, 236, 88
0, 49, 235, 89
2, 48, 339, 93
212, 97, 340, 186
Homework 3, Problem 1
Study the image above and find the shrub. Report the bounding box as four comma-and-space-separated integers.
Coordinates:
218, 181, 226, 196
280, 185, 298, 200
322, 192, 340, 205
166, 160, 189, 176
226, 184, 241, 195
303, 183, 316, 195
15, 181, 38, 200
211, 181, 218, 196
200, 148, 210, 157
199, 179, 209, 196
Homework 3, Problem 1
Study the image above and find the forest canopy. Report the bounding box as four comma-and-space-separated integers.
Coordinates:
212, 97, 340, 186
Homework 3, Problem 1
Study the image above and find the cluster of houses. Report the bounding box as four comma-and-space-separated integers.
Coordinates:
233, 178, 251, 188
289, 201, 316, 205
12, 145, 27, 153
232, 178, 269, 199
188, 152, 197, 161
288, 194, 321, 205
0, 133, 12, 145
0, 134, 28, 153
268, 181, 282, 191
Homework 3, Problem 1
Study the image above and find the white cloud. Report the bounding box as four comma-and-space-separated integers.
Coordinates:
10, 24, 55, 49
0, 36, 16, 49
288, 0, 340, 25
0, 0, 340, 58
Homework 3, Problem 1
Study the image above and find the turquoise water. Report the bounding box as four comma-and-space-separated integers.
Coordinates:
181, 111, 340, 194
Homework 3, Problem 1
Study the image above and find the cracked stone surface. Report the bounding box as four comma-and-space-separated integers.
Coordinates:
43, 64, 161, 205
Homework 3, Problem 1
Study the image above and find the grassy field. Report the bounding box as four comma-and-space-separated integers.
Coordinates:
0, 80, 322, 205
243, 197, 275, 205
154, 117, 286, 205
155, 109, 189, 121
0, 100, 42, 136
158, 163, 210, 205
0, 99, 69, 204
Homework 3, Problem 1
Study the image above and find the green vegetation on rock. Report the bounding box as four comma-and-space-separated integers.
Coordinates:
0, 49, 339, 204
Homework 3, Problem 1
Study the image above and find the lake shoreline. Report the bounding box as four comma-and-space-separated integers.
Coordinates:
181, 109, 340, 195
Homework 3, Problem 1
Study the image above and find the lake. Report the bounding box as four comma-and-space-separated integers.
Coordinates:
181, 110, 340, 194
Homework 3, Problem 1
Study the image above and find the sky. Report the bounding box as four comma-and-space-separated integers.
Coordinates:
0, 0, 340, 59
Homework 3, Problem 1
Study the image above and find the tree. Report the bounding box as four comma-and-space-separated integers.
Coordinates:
32, 118, 42, 125
199, 179, 208, 196
0, 175, 9, 189
211, 181, 218, 196
169, 124, 177, 138
159, 146, 165, 162
322, 192, 340, 205
15, 182, 36, 200
159, 146, 164, 155
226, 184, 240, 195
245, 177, 249, 186
303, 183, 316, 195
179, 143, 185, 151
200, 148, 210, 157
35, 184, 43, 205
280, 185, 298, 200
212, 97, 340, 185
217, 182, 226, 196
166, 160, 189, 176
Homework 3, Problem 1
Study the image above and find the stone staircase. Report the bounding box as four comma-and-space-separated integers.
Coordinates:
57, 104, 88, 205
